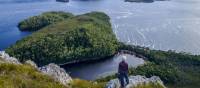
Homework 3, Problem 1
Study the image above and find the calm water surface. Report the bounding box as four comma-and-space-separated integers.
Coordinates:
63, 54, 144, 80
1, 0, 200, 54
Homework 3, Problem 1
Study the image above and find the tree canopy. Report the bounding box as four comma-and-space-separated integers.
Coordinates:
6, 12, 119, 66
18, 11, 74, 31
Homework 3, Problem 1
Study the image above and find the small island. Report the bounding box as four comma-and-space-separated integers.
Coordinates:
18, 12, 73, 31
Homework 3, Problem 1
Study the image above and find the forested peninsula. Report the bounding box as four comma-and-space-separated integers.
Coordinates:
6, 12, 119, 66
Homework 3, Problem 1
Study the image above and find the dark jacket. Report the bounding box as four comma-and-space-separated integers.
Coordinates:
118, 61, 128, 74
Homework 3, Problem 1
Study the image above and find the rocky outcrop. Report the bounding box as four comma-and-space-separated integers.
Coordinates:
39, 63, 72, 86
0, 51, 72, 86
106, 75, 166, 88
25, 59, 73, 86
0, 51, 21, 64
25, 60, 38, 68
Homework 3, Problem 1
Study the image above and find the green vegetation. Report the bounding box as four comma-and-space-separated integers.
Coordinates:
98, 43, 200, 88
0, 63, 66, 88
0, 59, 166, 88
71, 79, 105, 88
71, 79, 165, 88
6, 11, 119, 66
6, 11, 200, 88
131, 82, 165, 88
129, 62, 179, 84
0, 57, 106, 88
18, 11, 73, 31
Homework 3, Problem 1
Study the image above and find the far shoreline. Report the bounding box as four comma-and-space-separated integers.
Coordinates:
60, 49, 148, 68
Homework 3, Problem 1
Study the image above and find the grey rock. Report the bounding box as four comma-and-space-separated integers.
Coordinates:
39, 63, 72, 86
0, 51, 72, 86
25, 60, 38, 68
106, 75, 166, 88
0, 51, 21, 64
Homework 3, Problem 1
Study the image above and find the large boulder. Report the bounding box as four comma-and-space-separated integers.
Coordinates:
39, 63, 72, 86
106, 75, 166, 88
25, 60, 38, 68
0, 51, 21, 64
0, 51, 72, 86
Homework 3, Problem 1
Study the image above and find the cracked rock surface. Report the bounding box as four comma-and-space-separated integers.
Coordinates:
106, 75, 166, 88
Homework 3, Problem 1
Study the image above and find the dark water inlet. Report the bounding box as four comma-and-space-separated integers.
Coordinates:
61, 54, 144, 80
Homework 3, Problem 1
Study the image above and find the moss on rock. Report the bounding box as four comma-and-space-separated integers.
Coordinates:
0, 63, 66, 88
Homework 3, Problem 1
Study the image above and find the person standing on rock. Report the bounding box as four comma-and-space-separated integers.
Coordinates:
118, 55, 129, 88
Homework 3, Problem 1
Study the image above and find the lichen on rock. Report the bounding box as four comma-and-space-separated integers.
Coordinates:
106, 75, 166, 88
0, 51, 72, 87
39, 63, 72, 86
25, 60, 38, 68
0, 51, 21, 64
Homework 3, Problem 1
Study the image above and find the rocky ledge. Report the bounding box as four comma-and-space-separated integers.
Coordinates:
0, 51, 21, 64
39, 63, 72, 86
0, 51, 72, 86
1, 51, 166, 88
106, 75, 166, 88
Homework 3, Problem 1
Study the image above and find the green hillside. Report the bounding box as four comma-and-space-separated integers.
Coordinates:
6, 12, 119, 66
0, 59, 66, 88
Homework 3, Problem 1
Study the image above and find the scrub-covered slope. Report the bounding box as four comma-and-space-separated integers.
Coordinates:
6, 12, 119, 66
0, 58, 66, 88
0, 51, 106, 88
